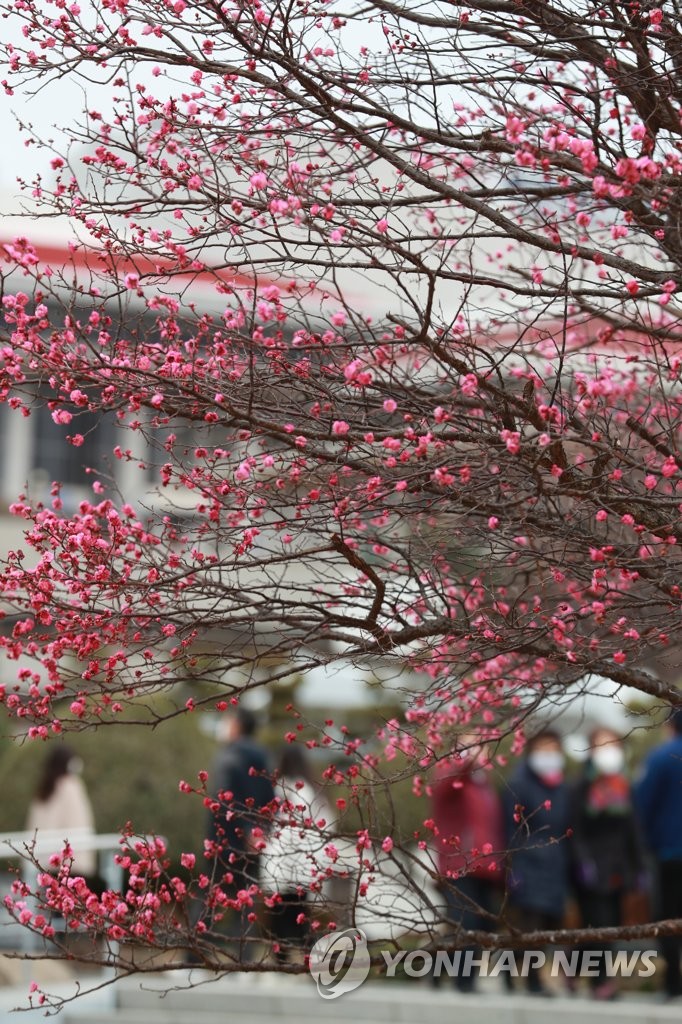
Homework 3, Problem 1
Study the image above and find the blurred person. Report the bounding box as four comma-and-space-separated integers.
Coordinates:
202, 706, 275, 960
27, 745, 96, 878
504, 729, 571, 996
635, 708, 682, 1000
570, 727, 646, 1000
430, 734, 505, 993
261, 745, 332, 963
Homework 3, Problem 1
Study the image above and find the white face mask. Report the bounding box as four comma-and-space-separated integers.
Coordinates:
528, 750, 564, 778
591, 745, 625, 775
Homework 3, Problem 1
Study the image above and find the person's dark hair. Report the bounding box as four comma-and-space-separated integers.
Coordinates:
236, 706, 257, 738
277, 745, 313, 785
670, 708, 682, 735
36, 746, 76, 802
526, 728, 563, 754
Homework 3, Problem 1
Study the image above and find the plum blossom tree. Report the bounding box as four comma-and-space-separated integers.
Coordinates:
0, 0, 681, 995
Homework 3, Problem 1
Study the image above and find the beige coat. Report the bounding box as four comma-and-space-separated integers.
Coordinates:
26, 774, 96, 876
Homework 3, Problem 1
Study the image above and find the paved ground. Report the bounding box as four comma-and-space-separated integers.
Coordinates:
0, 967, 680, 1024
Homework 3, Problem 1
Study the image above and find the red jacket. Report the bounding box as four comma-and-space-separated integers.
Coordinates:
431, 757, 504, 881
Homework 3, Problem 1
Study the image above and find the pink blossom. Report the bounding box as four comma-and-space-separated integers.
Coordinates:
460, 374, 478, 396
500, 429, 521, 455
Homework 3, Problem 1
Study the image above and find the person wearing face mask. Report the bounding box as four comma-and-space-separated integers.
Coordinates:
430, 734, 505, 993
504, 729, 571, 995
569, 727, 646, 1000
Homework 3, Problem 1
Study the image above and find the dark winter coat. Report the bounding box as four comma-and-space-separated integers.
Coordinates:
635, 735, 682, 862
504, 761, 571, 915
207, 737, 275, 862
568, 771, 645, 894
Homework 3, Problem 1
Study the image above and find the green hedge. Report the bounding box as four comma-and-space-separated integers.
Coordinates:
0, 700, 216, 867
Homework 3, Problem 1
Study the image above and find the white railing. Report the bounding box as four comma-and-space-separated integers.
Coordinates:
0, 828, 160, 971
1, 828, 129, 885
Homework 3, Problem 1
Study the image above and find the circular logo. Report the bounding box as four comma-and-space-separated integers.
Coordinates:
308, 927, 371, 999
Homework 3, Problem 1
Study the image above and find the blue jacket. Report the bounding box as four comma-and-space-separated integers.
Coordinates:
634, 735, 682, 861
504, 761, 571, 915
